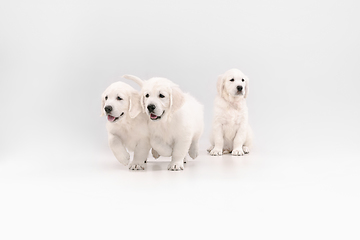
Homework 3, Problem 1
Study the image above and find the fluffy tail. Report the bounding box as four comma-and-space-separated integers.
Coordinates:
122, 74, 144, 87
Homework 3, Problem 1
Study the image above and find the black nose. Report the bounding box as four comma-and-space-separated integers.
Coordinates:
104, 105, 112, 114
237, 86, 243, 92
147, 104, 156, 113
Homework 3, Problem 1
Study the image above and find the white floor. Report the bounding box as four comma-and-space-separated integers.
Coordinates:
1, 139, 359, 240
1, 1, 359, 239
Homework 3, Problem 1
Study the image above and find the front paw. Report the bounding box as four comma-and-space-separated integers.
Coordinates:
210, 148, 222, 156
232, 149, 244, 156
242, 146, 250, 154
117, 152, 130, 165
168, 161, 184, 171
129, 162, 145, 170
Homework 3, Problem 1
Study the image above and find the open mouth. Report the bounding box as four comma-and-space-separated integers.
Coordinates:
107, 112, 124, 122
150, 111, 165, 121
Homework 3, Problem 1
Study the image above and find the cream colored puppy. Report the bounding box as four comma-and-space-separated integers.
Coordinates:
101, 81, 150, 170
123, 75, 204, 171
208, 68, 253, 156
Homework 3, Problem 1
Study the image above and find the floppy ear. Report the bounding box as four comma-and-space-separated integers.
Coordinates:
216, 74, 225, 97
170, 86, 185, 113
100, 93, 105, 117
140, 94, 145, 113
128, 91, 142, 118
244, 77, 249, 98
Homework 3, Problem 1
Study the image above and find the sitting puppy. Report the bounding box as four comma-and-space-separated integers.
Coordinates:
123, 75, 204, 171
101, 81, 150, 170
208, 68, 253, 156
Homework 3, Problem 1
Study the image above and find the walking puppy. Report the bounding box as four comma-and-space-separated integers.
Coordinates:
208, 69, 253, 156
101, 81, 150, 170
123, 75, 204, 171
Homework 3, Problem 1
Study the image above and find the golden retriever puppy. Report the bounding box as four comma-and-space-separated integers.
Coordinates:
101, 81, 150, 170
123, 75, 204, 171
208, 68, 253, 156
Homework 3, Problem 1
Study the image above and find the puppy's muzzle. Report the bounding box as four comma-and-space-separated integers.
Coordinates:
147, 104, 156, 113
105, 105, 113, 114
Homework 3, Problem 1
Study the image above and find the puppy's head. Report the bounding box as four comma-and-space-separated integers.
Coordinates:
217, 68, 249, 100
101, 82, 141, 123
140, 77, 184, 122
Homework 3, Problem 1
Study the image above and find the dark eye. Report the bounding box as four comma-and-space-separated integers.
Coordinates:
145, 94, 149, 98
242, 79, 245, 82
117, 96, 122, 101
159, 94, 165, 98
230, 78, 234, 82
105, 96, 108, 100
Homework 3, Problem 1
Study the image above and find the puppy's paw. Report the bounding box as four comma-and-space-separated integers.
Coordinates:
232, 149, 244, 156
188, 148, 199, 159
152, 149, 160, 159
207, 146, 214, 153
210, 148, 223, 156
242, 146, 250, 154
168, 161, 184, 171
129, 162, 145, 170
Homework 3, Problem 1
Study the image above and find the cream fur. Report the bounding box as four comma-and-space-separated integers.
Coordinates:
123, 75, 204, 171
208, 68, 253, 156
101, 81, 150, 170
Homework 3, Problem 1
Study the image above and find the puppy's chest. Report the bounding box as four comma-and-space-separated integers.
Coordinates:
109, 124, 134, 143
222, 108, 243, 126
150, 128, 173, 146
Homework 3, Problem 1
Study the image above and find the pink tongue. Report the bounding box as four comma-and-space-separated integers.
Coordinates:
107, 115, 115, 122
150, 114, 157, 119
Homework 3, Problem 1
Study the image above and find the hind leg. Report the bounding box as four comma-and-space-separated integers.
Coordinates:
242, 126, 253, 154
189, 136, 200, 159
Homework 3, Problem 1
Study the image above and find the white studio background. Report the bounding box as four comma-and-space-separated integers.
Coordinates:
1, 1, 359, 239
